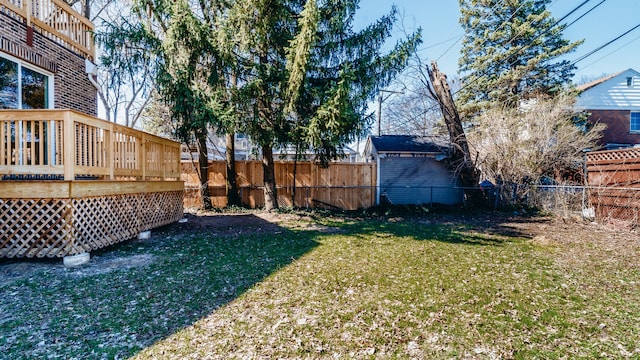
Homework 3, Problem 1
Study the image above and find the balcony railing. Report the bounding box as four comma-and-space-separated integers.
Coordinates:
0, 109, 181, 181
0, 0, 94, 59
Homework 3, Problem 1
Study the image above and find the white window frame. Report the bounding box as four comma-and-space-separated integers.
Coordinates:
1, 53, 55, 165
630, 111, 640, 134
0, 52, 54, 110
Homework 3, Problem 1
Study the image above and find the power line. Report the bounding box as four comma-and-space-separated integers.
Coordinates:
416, 34, 463, 52
436, 0, 516, 61
572, 22, 640, 64
553, 0, 592, 25
563, 0, 605, 29
455, 0, 606, 100
580, 33, 640, 71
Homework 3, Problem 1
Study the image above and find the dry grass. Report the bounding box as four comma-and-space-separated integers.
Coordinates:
1, 209, 639, 359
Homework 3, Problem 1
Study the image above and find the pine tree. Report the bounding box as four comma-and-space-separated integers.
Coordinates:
457, 0, 581, 112
228, 0, 421, 210
119, 0, 234, 210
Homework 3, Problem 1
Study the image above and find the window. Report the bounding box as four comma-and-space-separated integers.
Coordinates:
627, 77, 633, 87
631, 112, 640, 133
0, 54, 52, 109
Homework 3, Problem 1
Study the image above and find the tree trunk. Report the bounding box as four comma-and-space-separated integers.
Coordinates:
197, 130, 213, 210
225, 132, 241, 207
427, 61, 480, 190
262, 145, 278, 211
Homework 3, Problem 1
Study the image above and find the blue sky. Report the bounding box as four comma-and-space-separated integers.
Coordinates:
354, 0, 640, 83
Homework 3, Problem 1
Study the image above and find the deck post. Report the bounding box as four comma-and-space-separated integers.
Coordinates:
24, 0, 31, 26
63, 111, 75, 181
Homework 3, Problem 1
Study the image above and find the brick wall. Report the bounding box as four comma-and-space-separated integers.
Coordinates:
0, 13, 97, 116
587, 109, 640, 147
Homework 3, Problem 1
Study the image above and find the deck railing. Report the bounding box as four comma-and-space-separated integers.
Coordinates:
0, 109, 181, 181
0, 0, 94, 59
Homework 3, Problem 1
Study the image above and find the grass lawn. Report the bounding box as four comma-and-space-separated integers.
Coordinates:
1, 209, 639, 359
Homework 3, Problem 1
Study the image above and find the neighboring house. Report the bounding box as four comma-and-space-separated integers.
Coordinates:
363, 135, 463, 206
576, 68, 640, 150
0, 0, 97, 114
273, 144, 359, 162
182, 133, 360, 163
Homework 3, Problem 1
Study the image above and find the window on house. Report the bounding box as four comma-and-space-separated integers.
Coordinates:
0, 54, 52, 109
0, 57, 18, 109
631, 112, 640, 133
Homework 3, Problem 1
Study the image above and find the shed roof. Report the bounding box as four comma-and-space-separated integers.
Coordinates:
367, 135, 448, 154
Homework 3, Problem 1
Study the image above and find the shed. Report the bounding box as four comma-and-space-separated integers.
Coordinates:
363, 135, 463, 205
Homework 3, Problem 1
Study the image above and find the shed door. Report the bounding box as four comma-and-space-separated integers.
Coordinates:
379, 157, 462, 205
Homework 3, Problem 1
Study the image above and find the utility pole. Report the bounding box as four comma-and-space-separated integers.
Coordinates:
377, 89, 404, 136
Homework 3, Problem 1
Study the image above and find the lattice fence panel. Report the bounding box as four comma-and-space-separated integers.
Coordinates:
73, 195, 141, 252
1, 190, 184, 258
588, 148, 640, 163
0, 199, 74, 258
72, 191, 184, 254
138, 191, 184, 230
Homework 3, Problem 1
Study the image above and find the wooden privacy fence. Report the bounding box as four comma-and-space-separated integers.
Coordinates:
587, 148, 640, 226
1, 0, 94, 58
183, 161, 376, 210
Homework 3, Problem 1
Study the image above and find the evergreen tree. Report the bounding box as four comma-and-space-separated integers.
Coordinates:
228, 0, 421, 210
457, 0, 581, 112
117, 0, 234, 210
156, 0, 229, 210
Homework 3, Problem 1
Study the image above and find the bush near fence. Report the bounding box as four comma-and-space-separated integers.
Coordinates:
182, 161, 376, 210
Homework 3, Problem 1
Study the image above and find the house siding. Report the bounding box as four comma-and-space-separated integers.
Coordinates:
576, 70, 640, 111
379, 156, 462, 205
587, 109, 640, 146
0, 13, 97, 116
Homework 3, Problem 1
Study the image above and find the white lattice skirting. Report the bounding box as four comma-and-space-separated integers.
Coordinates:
1, 191, 184, 258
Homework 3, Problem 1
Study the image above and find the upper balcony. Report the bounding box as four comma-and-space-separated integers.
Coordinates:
0, 0, 94, 59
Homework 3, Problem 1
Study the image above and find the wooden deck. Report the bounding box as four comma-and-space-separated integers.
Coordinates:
0, 0, 94, 59
0, 110, 184, 258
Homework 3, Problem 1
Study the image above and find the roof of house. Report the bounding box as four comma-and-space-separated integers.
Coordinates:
575, 69, 633, 92
367, 135, 448, 154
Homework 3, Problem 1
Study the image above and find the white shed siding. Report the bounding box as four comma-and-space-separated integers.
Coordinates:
576, 69, 640, 111
379, 157, 462, 205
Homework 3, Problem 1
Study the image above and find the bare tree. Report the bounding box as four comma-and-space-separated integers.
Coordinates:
92, 1, 155, 127
467, 94, 604, 185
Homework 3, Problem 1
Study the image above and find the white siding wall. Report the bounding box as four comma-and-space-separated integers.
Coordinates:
576, 69, 640, 111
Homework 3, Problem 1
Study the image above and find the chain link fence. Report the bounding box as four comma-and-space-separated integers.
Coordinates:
187, 182, 640, 228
